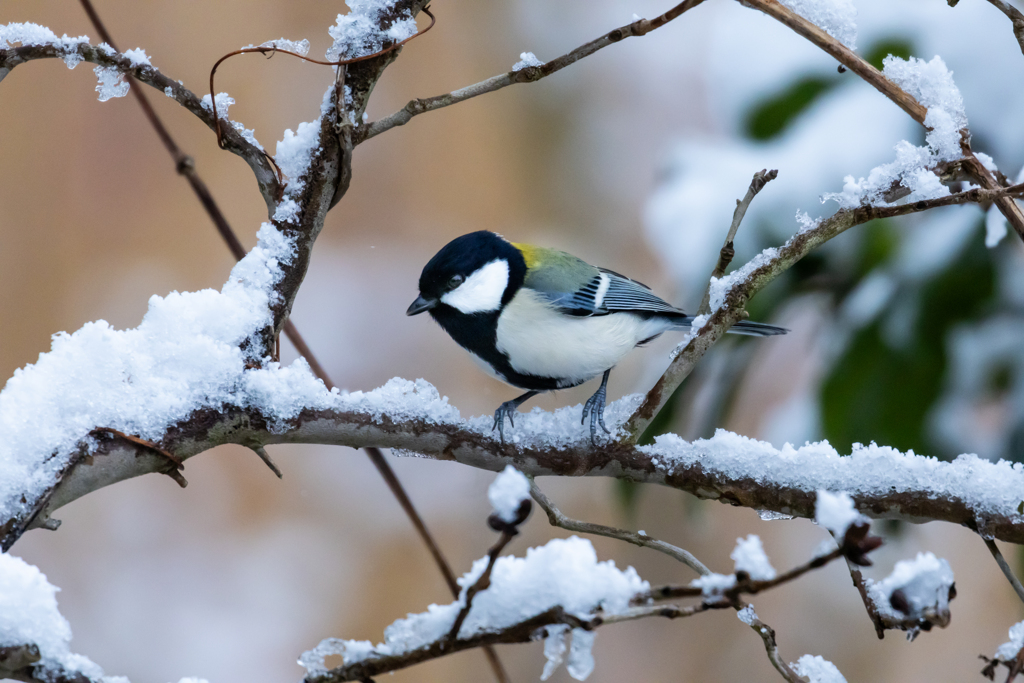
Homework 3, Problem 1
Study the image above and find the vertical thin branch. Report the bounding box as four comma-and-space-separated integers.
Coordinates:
984, 537, 1024, 606
697, 169, 778, 315
74, 4, 508, 682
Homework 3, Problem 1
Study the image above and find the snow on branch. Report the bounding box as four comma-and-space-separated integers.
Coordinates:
740, 0, 1024, 241
299, 469, 878, 682
3, 180, 1024, 552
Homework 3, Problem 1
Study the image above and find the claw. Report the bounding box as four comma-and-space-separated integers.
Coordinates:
491, 391, 539, 444
582, 369, 613, 445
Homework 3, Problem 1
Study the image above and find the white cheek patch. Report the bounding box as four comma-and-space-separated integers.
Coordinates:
441, 259, 510, 313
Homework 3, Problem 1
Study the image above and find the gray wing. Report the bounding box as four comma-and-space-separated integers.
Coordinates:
537, 267, 686, 318
595, 268, 686, 316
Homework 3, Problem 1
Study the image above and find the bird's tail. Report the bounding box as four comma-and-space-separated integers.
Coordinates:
726, 319, 788, 337
669, 315, 787, 337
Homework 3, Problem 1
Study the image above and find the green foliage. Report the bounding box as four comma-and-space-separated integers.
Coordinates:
821, 223, 995, 457
863, 38, 914, 70
743, 37, 915, 142
745, 76, 835, 141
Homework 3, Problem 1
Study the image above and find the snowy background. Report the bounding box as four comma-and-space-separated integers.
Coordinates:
1, 0, 1022, 681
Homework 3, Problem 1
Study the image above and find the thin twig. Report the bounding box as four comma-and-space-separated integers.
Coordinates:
209, 8, 436, 150
446, 530, 516, 643
529, 480, 710, 576
846, 559, 886, 639
358, 0, 707, 142
697, 169, 778, 315
743, 611, 804, 682
249, 445, 283, 479
979, 0, 1024, 57
642, 547, 845, 602
739, 0, 1024, 241
984, 537, 1024, 606
71, 4, 506, 682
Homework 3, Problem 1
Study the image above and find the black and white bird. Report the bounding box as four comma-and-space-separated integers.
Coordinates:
407, 231, 786, 442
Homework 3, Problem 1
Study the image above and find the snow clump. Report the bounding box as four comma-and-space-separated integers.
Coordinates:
488, 465, 531, 523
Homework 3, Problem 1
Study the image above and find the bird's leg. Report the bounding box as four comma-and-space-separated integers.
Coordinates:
581, 369, 612, 443
492, 390, 540, 442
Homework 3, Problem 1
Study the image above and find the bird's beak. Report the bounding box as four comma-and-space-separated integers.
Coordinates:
406, 295, 437, 316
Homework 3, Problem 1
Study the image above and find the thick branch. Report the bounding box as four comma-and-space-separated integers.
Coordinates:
5, 185, 1024, 551
358, 0, 707, 143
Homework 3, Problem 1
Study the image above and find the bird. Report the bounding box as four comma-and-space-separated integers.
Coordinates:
406, 231, 786, 443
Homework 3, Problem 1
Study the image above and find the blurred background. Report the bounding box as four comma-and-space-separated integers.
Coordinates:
2, 0, 1023, 681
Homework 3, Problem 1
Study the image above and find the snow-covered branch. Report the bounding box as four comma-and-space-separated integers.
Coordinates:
740, 0, 1024, 241
298, 476, 872, 683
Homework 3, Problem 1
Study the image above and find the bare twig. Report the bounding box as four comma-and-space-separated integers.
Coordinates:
623, 181, 1024, 442
739, 0, 1024, 241
208, 8, 436, 150
529, 480, 710, 576
248, 445, 283, 478
446, 529, 516, 643
358, 0, 707, 142
979, 0, 1024, 57
983, 537, 1024, 606
742, 612, 804, 682
642, 547, 846, 602
697, 169, 779, 315
846, 559, 887, 639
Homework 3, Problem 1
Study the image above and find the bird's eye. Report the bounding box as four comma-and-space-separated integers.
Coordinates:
447, 274, 464, 290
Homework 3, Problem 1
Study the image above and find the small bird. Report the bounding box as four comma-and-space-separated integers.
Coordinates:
407, 231, 786, 442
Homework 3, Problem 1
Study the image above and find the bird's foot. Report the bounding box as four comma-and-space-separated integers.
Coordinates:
492, 400, 519, 443
581, 385, 610, 444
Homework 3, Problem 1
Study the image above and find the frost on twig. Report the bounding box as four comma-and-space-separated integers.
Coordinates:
0, 553, 112, 683
824, 56, 967, 209
865, 552, 956, 640
300, 536, 648, 682
981, 620, 1024, 681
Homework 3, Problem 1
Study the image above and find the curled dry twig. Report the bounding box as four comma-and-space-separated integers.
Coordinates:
208, 7, 437, 153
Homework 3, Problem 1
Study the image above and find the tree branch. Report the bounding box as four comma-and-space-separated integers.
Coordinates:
529, 480, 710, 575
741, 612, 804, 683
983, 537, 1024, 605
738, 0, 1024, 241
4, 185, 1024, 552
358, 0, 708, 143
979, 0, 1024, 57
697, 169, 778, 316
623, 181, 1024, 442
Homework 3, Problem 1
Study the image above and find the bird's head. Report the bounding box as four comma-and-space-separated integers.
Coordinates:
407, 231, 525, 316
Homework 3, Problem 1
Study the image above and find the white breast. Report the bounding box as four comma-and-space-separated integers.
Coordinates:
495, 288, 673, 386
